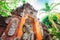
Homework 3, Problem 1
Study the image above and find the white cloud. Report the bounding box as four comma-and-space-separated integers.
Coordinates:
17, 0, 43, 10
53, 0, 60, 3
27, 0, 43, 10
17, 1, 23, 7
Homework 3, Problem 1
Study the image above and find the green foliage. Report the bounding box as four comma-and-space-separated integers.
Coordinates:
42, 14, 58, 28
45, 3, 50, 12
53, 15, 58, 23
22, 0, 26, 4
42, 15, 52, 28
41, 2, 60, 40
0, 0, 24, 17
49, 27, 60, 40
40, 2, 60, 13
0, 0, 10, 17
42, 13, 60, 40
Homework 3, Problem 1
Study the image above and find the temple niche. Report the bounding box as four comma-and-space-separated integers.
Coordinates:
11, 3, 51, 40
0, 3, 52, 40
11, 3, 38, 40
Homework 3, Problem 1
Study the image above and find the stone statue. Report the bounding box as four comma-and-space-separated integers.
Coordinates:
21, 19, 34, 40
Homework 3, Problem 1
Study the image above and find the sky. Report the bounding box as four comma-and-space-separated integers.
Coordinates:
27, 0, 51, 10
26, 0, 60, 10
18, 0, 60, 21
17, 0, 60, 10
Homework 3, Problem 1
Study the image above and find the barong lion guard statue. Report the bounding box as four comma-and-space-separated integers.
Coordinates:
1, 3, 51, 40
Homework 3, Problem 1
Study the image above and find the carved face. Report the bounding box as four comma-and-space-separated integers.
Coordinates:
23, 25, 27, 33
19, 12, 24, 17
23, 8, 37, 18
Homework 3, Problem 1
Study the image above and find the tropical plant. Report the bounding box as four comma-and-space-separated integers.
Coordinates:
41, 2, 60, 31
0, 0, 26, 17
41, 2, 60, 40
40, 2, 60, 13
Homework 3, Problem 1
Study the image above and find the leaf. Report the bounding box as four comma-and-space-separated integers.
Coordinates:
1, 12, 9, 17
2, 4, 11, 11
22, 0, 26, 3
51, 3, 60, 10
45, 2, 50, 11
53, 15, 58, 23
0, 0, 21, 17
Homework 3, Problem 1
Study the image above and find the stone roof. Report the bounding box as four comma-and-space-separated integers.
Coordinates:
11, 3, 37, 16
